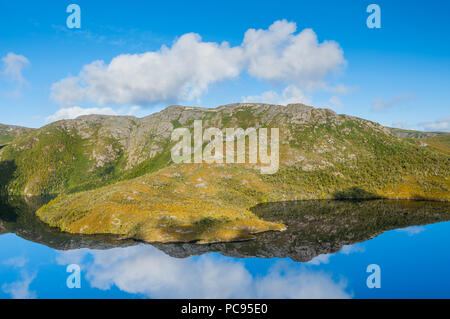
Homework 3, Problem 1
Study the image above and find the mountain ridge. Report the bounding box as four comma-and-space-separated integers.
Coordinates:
0, 124, 34, 147
1, 102, 448, 199
0, 103, 385, 195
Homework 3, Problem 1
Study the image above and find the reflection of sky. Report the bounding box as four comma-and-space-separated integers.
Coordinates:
1, 221, 449, 299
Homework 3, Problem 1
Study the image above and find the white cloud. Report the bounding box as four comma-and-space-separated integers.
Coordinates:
327, 95, 343, 109
371, 93, 417, 112
45, 106, 119, 122
51, 33, 243, 106
57, 245, 350, 299
51, 20, 345, 107
1, 52, 30, 84
419, 117, 450, 132
242, 85, 311, 105
324, 84, 356, 95
2, 271, 37, 299
243, 20, 345, 88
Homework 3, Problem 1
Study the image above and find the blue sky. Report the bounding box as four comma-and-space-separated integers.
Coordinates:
0, 0, 449, 131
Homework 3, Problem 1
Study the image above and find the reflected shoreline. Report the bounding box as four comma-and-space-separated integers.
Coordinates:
1, 195, 449, 262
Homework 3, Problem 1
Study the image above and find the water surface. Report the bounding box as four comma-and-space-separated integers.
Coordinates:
1, 196, 449, 298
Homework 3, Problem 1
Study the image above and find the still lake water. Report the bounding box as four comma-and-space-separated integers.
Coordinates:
0, 196, 449, 299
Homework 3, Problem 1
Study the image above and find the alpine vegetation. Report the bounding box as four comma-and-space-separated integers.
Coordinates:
171, 120, 279, 174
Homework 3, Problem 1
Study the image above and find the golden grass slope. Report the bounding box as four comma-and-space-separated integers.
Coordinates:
37, 164, 287, 243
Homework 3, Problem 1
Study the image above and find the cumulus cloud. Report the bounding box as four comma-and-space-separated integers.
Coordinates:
371, 93, 417, 111
57, 245, 350, 299
243, 20, 345, 88
242, 85, 311, 105
1, 52, 30, 84
45, 105, 143, 123
419, 117, 450, 132
51, 33, 243, 106
51, 20, 345, 107
45, 106, 119, 122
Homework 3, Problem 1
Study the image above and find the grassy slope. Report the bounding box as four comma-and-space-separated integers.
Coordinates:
418, 134, 450, 155
389, 127, 450, 155
0, 124, 34, 146
0, 118, 166, 195
37, 164, 287, 243
0, 135, 11, 146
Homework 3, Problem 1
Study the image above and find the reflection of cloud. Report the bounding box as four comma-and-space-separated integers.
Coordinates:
255, 262, 349, 299
57, 245, 350, 299
308, 244, 365, 265
341, 244, 365, 255
2, 271, 37, 299
2, 256, 36, 299
396, 226, 426, 236
2, 256, 28, 268
55, 249, 88, 265
307, 254, 331, 265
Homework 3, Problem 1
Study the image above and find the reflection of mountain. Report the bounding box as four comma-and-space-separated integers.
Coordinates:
154, 200, 450, 262
0, 196, 134, 250
1, 196, 449, 261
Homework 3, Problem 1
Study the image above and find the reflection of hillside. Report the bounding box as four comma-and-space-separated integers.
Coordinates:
0, 221, 6, 235
0, 196, 135, 250
1, 196, 449, 262
154, 200, 450, 262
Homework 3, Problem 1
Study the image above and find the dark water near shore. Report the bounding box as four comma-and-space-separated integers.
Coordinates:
0, 196, 449, 298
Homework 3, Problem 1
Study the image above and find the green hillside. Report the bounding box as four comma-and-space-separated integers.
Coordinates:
389, 127, 450, 155
0, 124, 34, 147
